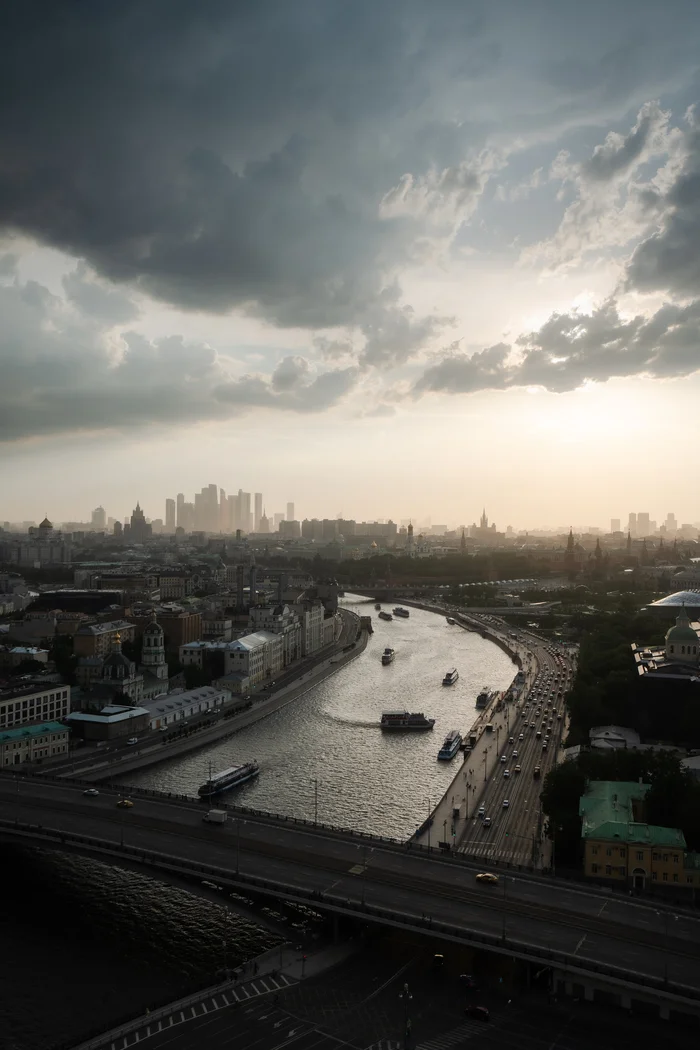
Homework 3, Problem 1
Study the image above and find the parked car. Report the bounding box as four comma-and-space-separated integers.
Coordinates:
116, 799, 133, 808
82, 788, 99, 797
475, 872, 499, 885
127, 737, 138, 745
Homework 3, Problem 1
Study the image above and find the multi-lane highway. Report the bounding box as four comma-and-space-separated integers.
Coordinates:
458, 622, 574, 866
2, 773, 700, 998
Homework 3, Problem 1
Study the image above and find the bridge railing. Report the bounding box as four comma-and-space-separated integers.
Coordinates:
2, 769, 695, 912
3, 817, 699, 1011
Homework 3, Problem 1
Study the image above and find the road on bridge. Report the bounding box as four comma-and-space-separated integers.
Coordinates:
1, 776, 699, 995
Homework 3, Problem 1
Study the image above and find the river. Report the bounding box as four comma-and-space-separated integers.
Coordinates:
1, 597, 515, 1049
126, 597, 516, 838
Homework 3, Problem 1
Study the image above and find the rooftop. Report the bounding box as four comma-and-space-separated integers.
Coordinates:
65, 706, 149, 724
75, 619, 133, 636
579, 780, 686, 849
648, 591, 700, 610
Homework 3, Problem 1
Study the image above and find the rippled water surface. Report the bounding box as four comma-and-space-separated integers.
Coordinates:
129, 598, 516, 838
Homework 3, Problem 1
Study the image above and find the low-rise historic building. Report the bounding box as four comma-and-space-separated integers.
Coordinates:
0, 721, 70, 765
580, 780, 686, 890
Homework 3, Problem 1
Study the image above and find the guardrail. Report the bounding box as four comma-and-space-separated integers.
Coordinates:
2, 818, 698, 1010
3, 768, 697, 913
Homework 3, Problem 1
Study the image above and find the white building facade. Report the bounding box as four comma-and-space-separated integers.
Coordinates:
0, 681, 71, 731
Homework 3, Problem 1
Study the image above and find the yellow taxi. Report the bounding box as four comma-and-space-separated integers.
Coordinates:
116, 798, 133, 809
475, 872, 499, 885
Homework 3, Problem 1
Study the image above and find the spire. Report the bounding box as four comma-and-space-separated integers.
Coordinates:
626, 530, 632, 552
566, 528, 575, 552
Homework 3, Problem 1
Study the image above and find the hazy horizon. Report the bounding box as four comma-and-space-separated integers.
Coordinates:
2, 2, 699, 527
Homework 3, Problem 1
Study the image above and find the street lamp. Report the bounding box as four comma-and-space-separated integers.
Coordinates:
483, 748, 488, 782
425, 797, 432, 851
399, 982, 413, 1050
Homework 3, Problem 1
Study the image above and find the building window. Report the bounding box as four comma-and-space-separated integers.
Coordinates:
688, 877, 694, 884
606, 848, 612, 857
653, 852, 660, 861
591, 864, 599, 874
652, 872, 657, 880
673, 874, 679, 883
663, 872, 668, 882
663, 854, 669, 862
673, 854, 679, 863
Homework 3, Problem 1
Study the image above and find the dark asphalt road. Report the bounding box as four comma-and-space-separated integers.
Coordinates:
2, 777, 700, 993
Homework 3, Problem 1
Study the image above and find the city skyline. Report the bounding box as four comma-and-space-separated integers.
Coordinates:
4, 493, 699, 539
2, 4, 699, 528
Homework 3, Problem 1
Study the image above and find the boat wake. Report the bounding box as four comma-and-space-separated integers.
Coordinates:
325, 713, 381, 729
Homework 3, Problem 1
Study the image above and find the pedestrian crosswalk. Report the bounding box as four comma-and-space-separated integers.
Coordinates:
106, 972, 294, 1050
364, 1041, 401, 1050
416, 1016, 499, 1049
459, 842, 528, 863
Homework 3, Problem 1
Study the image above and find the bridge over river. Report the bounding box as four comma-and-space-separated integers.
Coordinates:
3, 773, 700, 1019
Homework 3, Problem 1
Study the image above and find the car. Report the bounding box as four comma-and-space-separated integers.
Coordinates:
530, 721, 536, 728
483, 816, 492, 827
127, 737, 138, 745
512, 751, 518, 759
542, 742, 548, 750
116, 798, 133, 808
478, 804, 486, 816
536, 730, 542, 739
508, 736, 514, 744
533, 765, 541, 778
459, 974, 478, 989
475, 872, 499, 884
83, 788, 99, 797
503, 769, 510, 778
514, 764, 521, 773
518, 733, 524, 741
500, 754, 507, 763
502, 799, 509, 808
464, 1005, 490, 1022
557, 713, 563, 720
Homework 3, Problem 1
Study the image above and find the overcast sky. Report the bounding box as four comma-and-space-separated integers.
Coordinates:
2, 0, 700, 529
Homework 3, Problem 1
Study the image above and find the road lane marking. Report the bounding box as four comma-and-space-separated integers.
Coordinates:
179, 1011, 185, 1022
575, 934, 587, 954
598, 901, 608, 916
220, 992, 230, 1005
210, 996, 219, 1008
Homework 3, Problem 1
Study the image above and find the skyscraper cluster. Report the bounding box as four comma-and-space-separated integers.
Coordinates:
168, 486, 294, 535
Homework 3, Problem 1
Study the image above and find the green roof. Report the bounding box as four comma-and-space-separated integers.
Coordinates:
579, 781, 686, 849
0, 721, 68, 743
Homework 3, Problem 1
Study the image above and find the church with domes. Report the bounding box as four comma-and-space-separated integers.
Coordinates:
664, 607, 699, 665
632, 605, 700, 682
75, 612, 171, 708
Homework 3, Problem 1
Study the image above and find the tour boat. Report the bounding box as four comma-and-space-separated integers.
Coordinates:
438, 729, 463, 760
381, 647, 396, 665
198, 761, 259, 798
446, 617, 456, 625
393, 607, 410, 618
442, 668, 459, 686
380, 711, 435, 731
378, 610, 393, 621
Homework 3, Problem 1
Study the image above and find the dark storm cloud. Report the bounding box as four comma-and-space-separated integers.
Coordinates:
4, 1, 697, 334
413, 298, 700, 397
0, 273, 359, 442
0, 0, 495, 335
626, 113, 700, 297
